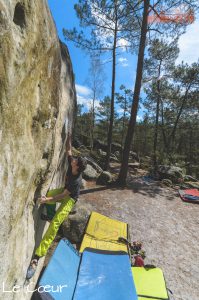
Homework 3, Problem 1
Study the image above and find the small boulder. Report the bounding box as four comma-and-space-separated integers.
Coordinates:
111, 142, 122, 153
98, 149, 106, 157
129, 151, 140, 161
96, 171, 112, 185
114, 151, 121, 159
161, 179, 173, 187
157, 165, 184, 183
110, 154, 119, 162
83, 164, 99, 180
85, 157, 103, 173
81, 179, 87, 189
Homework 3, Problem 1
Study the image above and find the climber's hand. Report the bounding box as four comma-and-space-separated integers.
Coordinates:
38, 196, 49, 204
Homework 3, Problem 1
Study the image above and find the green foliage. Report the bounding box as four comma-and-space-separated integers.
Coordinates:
70, 1, 199, 178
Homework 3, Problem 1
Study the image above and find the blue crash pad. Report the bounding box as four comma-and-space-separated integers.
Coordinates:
73, 249, 138, 300
36, 239, 80, 300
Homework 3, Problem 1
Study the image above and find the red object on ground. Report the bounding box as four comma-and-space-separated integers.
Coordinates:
179, 189, 199, 204
134, 255, 144, 267
182, 189, 199, 196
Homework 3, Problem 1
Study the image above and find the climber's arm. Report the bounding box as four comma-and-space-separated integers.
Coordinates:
39, 189, 70, 204
66, 133, 72, 157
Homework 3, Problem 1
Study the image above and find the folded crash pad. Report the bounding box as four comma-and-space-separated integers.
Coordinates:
132, 267, 169, 300
73, 248, 138, 300
34, 239, 80, 300
179, 189, 199, 204
80, 211, 129, 253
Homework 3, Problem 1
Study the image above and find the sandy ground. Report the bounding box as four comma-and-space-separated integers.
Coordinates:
78, 172, 199, 300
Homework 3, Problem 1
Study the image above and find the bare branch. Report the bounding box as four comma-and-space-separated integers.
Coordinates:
148, 27, 163, 34
64, 35, 113, 51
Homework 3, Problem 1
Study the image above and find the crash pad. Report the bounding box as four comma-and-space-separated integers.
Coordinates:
80, 211, 129, 253
132, 267, 169, 300
179, 189, 199, 203
73, 248, 138, 300
35, 239, 80, 300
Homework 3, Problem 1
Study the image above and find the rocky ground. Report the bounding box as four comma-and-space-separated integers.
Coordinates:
45, 166, 199, 300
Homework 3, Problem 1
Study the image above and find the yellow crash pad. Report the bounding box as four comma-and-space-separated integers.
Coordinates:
80, 211, 129, 253
132, 267, 169, 300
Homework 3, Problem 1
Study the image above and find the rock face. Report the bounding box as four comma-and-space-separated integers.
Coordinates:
62, 202, 93, 244
0, 1, 76, 298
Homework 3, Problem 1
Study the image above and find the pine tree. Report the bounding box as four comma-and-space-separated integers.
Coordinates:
115, 85, 132, 152
143, 38, 179, 169
63, 0, 141, 170
118, 0, 199, 185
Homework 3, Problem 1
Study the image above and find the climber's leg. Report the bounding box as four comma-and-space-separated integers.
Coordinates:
35, 196, 75, 257
26, 194, 75, 279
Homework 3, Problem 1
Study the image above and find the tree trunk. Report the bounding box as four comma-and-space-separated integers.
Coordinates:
121, 92, 127, 159
117, 0, 149, 185
90, 90, 96, 150
105, 3, 117, 170
153, 81, 160, 171
160, 99, 168, 152
153, 66, 161, 171
169, 84, 191, 149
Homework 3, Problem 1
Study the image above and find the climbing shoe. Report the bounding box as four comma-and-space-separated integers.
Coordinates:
26, 259, 38, 280
41, 213, 53, 222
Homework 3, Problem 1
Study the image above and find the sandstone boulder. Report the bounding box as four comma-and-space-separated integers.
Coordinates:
81, 179, 87, 189
96, 171, 112, 185
83, 164, 99, 180
0, 1, 76, 298
85, 156, 103, 173
62, 202, 93, 244
157, 165, 184, 183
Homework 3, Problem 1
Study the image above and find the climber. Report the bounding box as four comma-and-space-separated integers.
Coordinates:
26, 132, 87, 279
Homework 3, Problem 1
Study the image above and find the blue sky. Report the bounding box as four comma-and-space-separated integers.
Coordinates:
47, 0, 140, 115
48, 0, 199, 118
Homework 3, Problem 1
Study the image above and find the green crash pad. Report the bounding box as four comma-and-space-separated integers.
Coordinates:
132, 267, 169, 300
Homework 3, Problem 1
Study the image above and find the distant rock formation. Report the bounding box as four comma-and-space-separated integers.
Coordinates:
0, 0, 76, 298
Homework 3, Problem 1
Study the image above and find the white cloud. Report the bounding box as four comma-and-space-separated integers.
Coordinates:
75, 84, 92, 96
121, 63, 128, 67
117, 38, 130, 51
176, 18, 199, 65
136, 115, 143, 122
76, 84, 101, 111
118, 57, 127, 63
116, 107, 124, 114
77, 94, 92, 108
118, 57, 129, 67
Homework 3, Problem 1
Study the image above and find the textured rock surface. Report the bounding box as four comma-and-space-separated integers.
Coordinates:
157, 165, 184, 183
62, 202, 93, 244
96, 171, 112, 185
0, 0, 76, 298
83, 164, 99, 180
